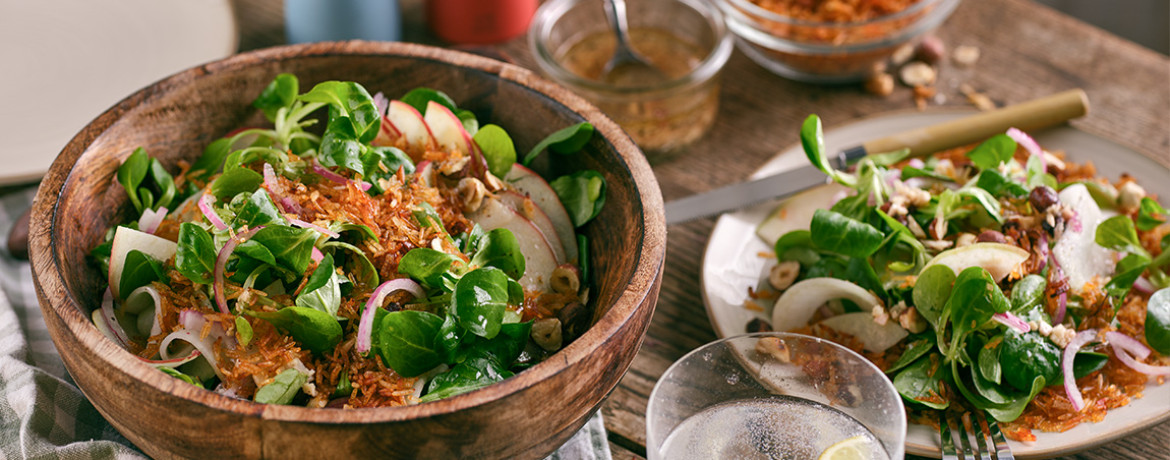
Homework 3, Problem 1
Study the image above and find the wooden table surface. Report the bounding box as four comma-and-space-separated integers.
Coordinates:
234, 0, 1169, 458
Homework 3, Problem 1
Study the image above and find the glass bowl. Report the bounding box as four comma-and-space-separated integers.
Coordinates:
717, 0, 960, 83
647, 333, 906, 459
529, 0, 734, 157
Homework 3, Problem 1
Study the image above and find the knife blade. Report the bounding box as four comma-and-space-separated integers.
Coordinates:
664, 89, 1089, 225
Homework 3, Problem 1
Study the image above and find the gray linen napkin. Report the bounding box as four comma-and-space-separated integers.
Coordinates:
0, 185, 611, 459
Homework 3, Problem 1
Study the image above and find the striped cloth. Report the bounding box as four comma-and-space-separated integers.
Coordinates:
0, 185, 610, 459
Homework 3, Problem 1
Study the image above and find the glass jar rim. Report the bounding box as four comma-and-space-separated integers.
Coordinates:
529, 0, 734, 95
720, 0, 947, 28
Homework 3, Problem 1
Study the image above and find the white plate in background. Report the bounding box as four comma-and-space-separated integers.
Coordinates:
699, 110, 1170, 458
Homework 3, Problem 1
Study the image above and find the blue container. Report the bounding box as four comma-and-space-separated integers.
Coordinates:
285, 0, 402, 43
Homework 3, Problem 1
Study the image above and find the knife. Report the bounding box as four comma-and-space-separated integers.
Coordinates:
664, 89, 1089, 225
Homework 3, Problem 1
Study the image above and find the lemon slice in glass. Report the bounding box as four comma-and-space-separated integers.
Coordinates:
818, 435, 871, 460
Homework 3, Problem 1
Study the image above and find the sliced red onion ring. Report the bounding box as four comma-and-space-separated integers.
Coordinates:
125, 285, 163, 337
1063, 329, 1098, 412
311, 158, 372, 192
1007, 127, 1043, 159
179, 309, 236, 347
214, 226, 265, 314
355, 279, 426, 354
1134, 276, 1157, 296
372, 91, 389, 117
1055, 292, 1068, 325
136, 351, 202, 368
311, 158, 349, 185
311, 247, 325, 263
1106, 331, 1170, 376
1034, 233, 1049, 272
1049, 252, 1068, 324
96, 289, 130, 348
288, 217, 340, 238
139, 206, 168, 234
908, 158, 926, 169
263, 163, 279, 189
160, 328, 225, 381
199, 194, 228, 231
992, 312, 1031, 333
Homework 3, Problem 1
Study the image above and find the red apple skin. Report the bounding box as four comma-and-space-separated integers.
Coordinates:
423, 101, 472, 156
504, 165, 578, 260
496, 190, 567, 264
468, 197, 559, 292
387, 100, 437, 159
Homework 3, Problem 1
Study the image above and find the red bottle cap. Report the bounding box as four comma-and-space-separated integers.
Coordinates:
426, 0, 538, 45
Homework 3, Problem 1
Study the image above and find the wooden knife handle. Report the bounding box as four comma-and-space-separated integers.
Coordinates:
862, 89, 1089, 157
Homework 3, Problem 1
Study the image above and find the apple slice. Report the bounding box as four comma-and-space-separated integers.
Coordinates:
771, 278, 883, 334
504, 164, 578, 260
108, 226, 177, 298
468, 197, 559, 292
371, 114, 402, 147
496, 190, 567, 264
1052, 183, 1116, 292
818, 312, 908, 353
922, 242, 1030, 283
756, 183, 849, 246
423, 101, 473, 156
386, 100, 436, 154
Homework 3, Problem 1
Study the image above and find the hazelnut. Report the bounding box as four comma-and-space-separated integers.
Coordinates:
953, 45, 981, 67
531, 318, 563, 351
457, 177, 487, 212
899, 62, 937, 87
865, 72, 895, 96
755, 337, 791, 363
891, 43, 916, 66
916, 35, 946, 64
977, 230, 1007, 244
769, 261, 801, 291
550, 264, 581, 294
1029, 185, 1060, 211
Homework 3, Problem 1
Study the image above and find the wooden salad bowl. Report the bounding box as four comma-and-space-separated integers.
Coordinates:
29, 42, 665, 459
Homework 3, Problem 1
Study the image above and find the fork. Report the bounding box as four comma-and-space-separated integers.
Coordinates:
939, 410, 1015, 460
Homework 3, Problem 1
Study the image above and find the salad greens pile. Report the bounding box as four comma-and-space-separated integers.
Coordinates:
89, 74, 608, 406
768, 114, 1170, 422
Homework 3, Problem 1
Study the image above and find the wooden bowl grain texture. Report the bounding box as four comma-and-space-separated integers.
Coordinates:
29, 41, 665, 459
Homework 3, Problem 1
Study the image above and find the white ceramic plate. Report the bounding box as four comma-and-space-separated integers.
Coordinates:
0, 0, 237, 185
700, 110, 1170, 458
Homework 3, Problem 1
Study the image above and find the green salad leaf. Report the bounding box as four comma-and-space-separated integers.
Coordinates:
470, 228, 525, 281
1137, 197, 1168, 231
246, 306, 342, 354
473, 124, 517, 178
254, 368, 309, 405
521, 122, 594, 166
119, 250, 166, 298
809, 209, 884, 258
1146, 288, 1170, 354
175, 223, 216, 284
965, 134, 1017, 170
452, 267, 510, 339
550, 170, 606, 227
377, 310, 445, 377
800, 115, 856, 187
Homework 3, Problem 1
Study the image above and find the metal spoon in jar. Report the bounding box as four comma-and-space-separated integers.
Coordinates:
600, 0, 669, 87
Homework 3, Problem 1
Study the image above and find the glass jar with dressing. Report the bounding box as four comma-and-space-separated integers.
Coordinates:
529, 0, 733, 158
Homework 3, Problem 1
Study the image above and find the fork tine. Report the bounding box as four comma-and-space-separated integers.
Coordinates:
971, 412, 994, 460
980, 411, 1016, 460
957, 412, 976, 460
939, 411, 959, 460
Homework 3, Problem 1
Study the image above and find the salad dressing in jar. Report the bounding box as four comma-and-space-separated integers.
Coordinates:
529, 0, 733, 158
